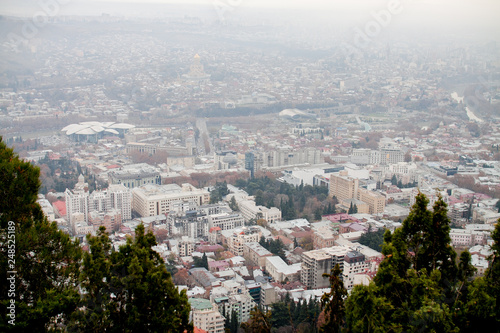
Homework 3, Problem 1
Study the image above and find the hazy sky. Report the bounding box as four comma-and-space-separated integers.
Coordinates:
1, 0, 499, 36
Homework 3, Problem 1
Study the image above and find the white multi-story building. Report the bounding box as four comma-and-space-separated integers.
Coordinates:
208, 213, 245, 231
380, 146, 404, 165
189, 298, 225, 333
343, 250, 369, 290
243, 242, 273, 268
238, 200, 281, 223
350, 149, 381, 166
178, 236, 195, 257
265, 256, 301, 283
450, 229, 489, 247
211, 284, 255, 325
65, 188, 89, 225
89, 184, 132, 221
132, 183, 210, 217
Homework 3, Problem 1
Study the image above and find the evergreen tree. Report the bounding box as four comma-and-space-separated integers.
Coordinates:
241, 307, 271, 333
229, 310, 238, 333
202, 252, 209, 270
229, 196, 239, 211
70, 224, 192, 332
0, 137, 82, 332
270, 302, 290, 328
345, 192, 486, 333
320, 264, 347, 333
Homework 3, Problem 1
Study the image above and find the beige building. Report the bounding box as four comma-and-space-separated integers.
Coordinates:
132, 183, 210, 217
225, 227, 262, 256
243, 242, 273, 268
339, 198, 370, 214
357, 188, 385, 214
329, 171, 358, 201
88, 209, 122, 233
238, 200, 281, 223
330, 171, 385, 214
189, 298, 225, 333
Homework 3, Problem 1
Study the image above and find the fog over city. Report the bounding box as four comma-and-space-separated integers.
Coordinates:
1, 0, 500, 331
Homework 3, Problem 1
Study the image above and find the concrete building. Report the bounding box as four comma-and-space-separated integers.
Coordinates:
339, 198, 370, 214
89, 184, 132, 220
330, 171, 385, 214
208, 213, 245, 231
243, 242, 273, 268
179, 236, 195, 257
167, 210, 209, 238
108, 163, 161, 189
357, 188, 385, 214
88, 209, 122, 233
350, 149, 380, 166
450, 229, 489, 248
329, 171, 359, 201
189, 298, 225, 333
312, 225, 339, 249
238, 200, 281, 223
265, 256, 301, 283
343, 250, 369, 290
380, 146, 404, 165
301, 246, 349, 289
65, 187, 89, 228
225, 227, 262, 256
132, 183, 210, 217
260, 283, 277, 306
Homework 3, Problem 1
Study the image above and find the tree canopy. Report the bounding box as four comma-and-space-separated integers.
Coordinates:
0, 137, 82, 332
69, 224, 192, 332
345, 192, 500, 333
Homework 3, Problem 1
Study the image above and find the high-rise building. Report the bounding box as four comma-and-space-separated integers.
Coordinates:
89, 184, 132, 220
329, 171, 359, 201
301, 247, 348, 289
65, 188, 89, 226
244, 152, 255, 178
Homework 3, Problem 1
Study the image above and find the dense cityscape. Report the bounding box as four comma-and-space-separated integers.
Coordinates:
0, 0, 499, 332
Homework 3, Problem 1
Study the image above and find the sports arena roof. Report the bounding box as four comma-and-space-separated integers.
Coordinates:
61, 122, 135, 136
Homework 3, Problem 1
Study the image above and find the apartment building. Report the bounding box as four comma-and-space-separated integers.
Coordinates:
357, 188, 385, 214
132, 183, 210, 217
329, 171, 359, 201
343, 250, 369, 290
243, 242, 273, 268
301, 246, 348, 289
189, 298, 225, 333
225, 227, 262, 256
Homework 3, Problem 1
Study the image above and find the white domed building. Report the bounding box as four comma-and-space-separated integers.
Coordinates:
61, 122, 135, 143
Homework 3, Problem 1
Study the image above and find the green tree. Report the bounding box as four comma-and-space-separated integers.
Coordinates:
358, 227, 385, 252
70, 224, 192, 333
270, 302, 290, 328
345, 283, 396, 333
320, 264, 347, 333
0, 137, 82, 332
345, 192, 476, 333
229, 196, 239, 211
241, 307, 271, 333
